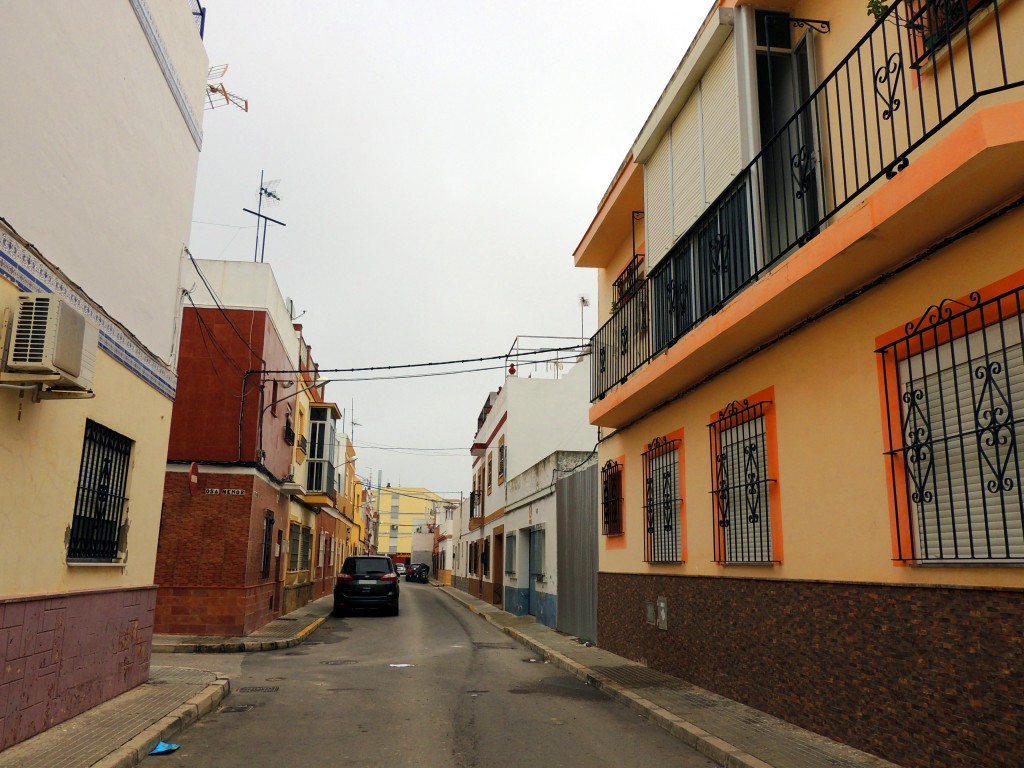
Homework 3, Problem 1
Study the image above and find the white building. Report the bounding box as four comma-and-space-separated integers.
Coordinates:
0, 0, 207, 749
454, 343, 596, 627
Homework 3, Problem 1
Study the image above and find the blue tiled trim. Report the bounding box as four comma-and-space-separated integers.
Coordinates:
129, 0, 203, 150
0, 231, 177, 401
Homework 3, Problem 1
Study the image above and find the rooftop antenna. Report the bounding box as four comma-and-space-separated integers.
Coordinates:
579, 294, 590, 350
205, 65, 249, 112
243, 170, 287, 263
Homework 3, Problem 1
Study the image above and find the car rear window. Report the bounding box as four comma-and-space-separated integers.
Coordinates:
343, 558, 394, 577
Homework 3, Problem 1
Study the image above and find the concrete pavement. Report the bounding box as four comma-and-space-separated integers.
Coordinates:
0, 588, 904, 768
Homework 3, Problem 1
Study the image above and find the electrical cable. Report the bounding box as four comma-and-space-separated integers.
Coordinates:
185, 250, 264, 363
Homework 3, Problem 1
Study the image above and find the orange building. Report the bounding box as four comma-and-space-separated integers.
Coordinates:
574, 2, 1024, 767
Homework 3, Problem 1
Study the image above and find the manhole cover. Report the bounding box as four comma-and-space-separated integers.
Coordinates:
266, 677, 286, 682
220, 705, 253, 713
321, 660, 356, 666
237, 686, 279, 693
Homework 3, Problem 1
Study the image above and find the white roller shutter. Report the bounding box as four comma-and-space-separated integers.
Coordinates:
671, 96, 703, 240
699, 33, 741, 205
898, 318, 1024, 560
644, 134, 673, 266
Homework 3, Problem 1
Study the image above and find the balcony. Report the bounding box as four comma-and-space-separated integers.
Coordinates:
591, 0, 1024, 412
303, 458, 336, 506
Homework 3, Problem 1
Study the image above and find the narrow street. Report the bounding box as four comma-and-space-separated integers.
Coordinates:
148, 585, 717, 768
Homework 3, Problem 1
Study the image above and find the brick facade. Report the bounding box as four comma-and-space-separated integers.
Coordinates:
156, 471, 290, 635
597, 572, 1024, 768
0, 586, 155, 750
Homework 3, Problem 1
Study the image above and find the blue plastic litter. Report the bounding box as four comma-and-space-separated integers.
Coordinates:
149, 741, 181, 755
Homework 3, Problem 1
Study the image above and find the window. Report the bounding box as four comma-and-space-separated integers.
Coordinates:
642, 436, 682, 563
261, 513, 274, 577
505, 533, 516, 575
529, 528, 545, 577
482, 536, 490, 577
318, 530, 327, 568
877, 287, 1024, 562
709, 396, 779, 564
498, 439, 506, 485
288, 523, 301, 570
68, 420, 133, 562
487, 452, 493, 495
300, 526, 312, 570
601, 460, 624, 536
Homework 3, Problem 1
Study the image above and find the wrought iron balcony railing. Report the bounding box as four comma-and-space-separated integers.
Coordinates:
592, 0, 1021, 402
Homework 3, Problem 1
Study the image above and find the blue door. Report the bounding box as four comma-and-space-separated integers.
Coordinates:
528, 529, 542, 617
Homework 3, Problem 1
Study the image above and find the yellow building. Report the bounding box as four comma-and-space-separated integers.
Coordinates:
0, 1, 207, 749
574, 2, 1024, 767
374, 486, 449, 562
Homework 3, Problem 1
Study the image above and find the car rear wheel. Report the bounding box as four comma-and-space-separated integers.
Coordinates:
388, 603, 399, 616
332, 604, 345, 618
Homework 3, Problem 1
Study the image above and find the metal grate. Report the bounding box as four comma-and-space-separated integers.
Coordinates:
237, 686, 279, 693
68, 420, 133, 562
642, 438, 682, 563
709, 400, 776, 564
877, 286, 1024, 561
601, 460, 624, 536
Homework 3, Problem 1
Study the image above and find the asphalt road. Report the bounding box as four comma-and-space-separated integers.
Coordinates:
146, 583, 718, 768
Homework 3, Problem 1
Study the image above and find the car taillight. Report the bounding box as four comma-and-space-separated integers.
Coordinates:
336, 573, 353, 582
381, 572, 397, 582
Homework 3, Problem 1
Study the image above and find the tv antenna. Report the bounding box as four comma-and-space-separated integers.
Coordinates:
243, 170, 287, 263
205, 65, 249, 112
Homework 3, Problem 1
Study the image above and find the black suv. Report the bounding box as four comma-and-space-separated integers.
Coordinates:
333, 556, 400, 616
405, 563, 429, 583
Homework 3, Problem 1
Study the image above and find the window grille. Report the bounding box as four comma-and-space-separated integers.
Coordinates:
877, 288, 1024, 561
530, 529, 546, 576
601, 460, 624, 535
709, 400, 776, 563
261, 513, 274, 578
498, 442, 506, 482
505, 533, 516, 574
482, 536, 490, 577
642, 437, 682, 562
68, 420, 133, 562
288, 523, 300, 571
300, 527, 312, 570
487, 454, 493, 493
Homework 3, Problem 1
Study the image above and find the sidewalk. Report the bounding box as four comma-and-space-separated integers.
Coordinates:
1, 590, 904, 768
0, 597, 334, 768
436, 584, 903, 768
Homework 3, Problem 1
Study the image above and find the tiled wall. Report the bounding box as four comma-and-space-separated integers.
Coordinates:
597, 573, 1023, 768
0, 587, 155, 750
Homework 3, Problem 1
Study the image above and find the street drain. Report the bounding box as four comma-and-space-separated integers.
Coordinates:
321, 660, 356, 666
277, 617, 299, 621
220, 705, 253, 713
238, 686, 279, 693
473, 642, 515, 650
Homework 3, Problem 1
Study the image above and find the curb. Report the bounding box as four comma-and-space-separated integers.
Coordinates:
91, 676, 231, 768
437, 586, 776, 768
152, 615, 329, 654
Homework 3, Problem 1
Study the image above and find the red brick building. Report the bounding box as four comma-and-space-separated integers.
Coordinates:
155, 260, 341, 635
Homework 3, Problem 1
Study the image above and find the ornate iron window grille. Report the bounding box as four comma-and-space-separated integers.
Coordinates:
708, 400, 776, 564
68, 420, 133, 562
614, 252, 645, 305
261, 512, 274, 578
590, 0, 1020, 403
601, 460, 624, 536
877, 286, 1024, 561
642, 436, 682, 563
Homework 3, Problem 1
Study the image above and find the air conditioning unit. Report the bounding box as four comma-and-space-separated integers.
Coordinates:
5, 293, 98, 391
280, 463, 307, 496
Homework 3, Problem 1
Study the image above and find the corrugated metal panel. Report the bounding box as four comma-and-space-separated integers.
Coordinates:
555, 464, 597, 643
671, 95, 703, 240
644, 134, 673, 267
700, 32, 741, 205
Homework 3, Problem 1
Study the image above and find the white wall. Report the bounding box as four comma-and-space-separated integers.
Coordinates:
0, 1, 208, 363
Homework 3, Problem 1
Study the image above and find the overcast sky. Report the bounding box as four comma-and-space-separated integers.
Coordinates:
188, 0, 709, 495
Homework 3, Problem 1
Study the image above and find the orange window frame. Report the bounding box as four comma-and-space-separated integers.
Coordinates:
874, 269, 1024, 564
707, 387, 783, 565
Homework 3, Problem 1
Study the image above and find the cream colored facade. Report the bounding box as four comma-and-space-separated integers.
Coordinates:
575, 2, 1024, 766
375, 487, 448, 558
0, 0, 207, 750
